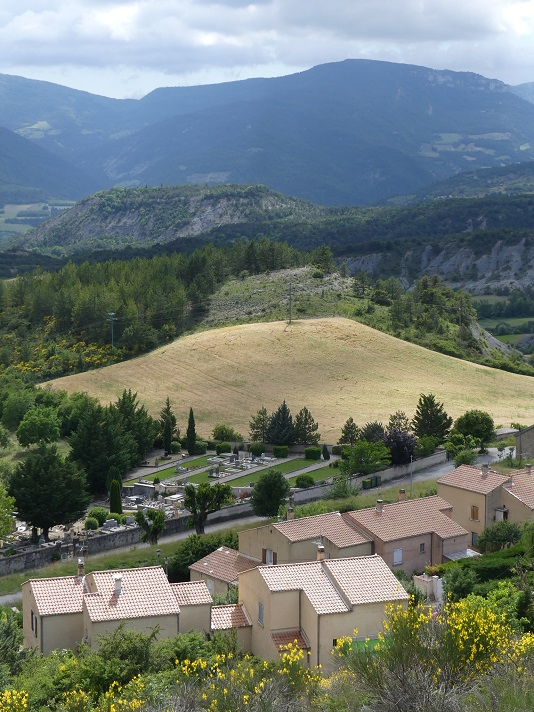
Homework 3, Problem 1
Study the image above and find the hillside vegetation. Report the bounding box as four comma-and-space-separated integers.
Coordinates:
47, 317, 534, 441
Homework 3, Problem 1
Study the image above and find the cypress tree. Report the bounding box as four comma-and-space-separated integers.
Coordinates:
186, 407, 197, 456
109, 478, 123, 515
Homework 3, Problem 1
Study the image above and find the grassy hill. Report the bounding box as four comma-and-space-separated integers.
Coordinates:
46, 317, 534, 442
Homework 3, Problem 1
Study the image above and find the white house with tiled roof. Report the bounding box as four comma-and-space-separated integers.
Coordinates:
238, 511, 373, 565
438, 463, 534, 545
23, 565, 213, 655
238, 554, 408, 673
189, 546, 259, 596
343, 495, 469, 575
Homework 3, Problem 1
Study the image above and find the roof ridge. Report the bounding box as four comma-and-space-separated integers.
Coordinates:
319, 560, 352, 612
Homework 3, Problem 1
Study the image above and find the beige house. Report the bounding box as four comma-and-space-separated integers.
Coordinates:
238, 511, 373, 564
438, 464, 513, 545
343, 495, 469, 575
23, 565, 212, 655
189, 546, 259, 596
211, 603, 252, 652
499, 467, 534, 523
238, 555, 409, 673
516, 425, 534, 461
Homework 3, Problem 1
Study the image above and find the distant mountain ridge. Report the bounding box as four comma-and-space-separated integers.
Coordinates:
3, 60, 534, 204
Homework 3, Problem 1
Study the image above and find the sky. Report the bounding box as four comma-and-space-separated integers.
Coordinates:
1, 0, 534, 99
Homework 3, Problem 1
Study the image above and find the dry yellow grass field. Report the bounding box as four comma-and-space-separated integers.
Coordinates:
47, 317, 534, 441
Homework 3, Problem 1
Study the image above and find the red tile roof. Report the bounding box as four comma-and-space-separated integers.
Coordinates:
171, 581, 212, 606
273, 512, 371, 547
502, 470, 534, 509
84, 567, 180, 622
343, 496, 467, 542
24, 576, 85, 617
438, 465, 510, 495
211, 604, 252, 630
256, 555, 408, 614
272, 630, 310, 650
189, 546, 258, 584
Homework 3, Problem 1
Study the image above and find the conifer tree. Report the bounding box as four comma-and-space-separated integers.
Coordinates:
109, 478, 123, 515
265, 401, 295, 446
411, 393, 452, 442
186, 407, 197, 456
338, 417, 360, 445
293, 407, 320, 445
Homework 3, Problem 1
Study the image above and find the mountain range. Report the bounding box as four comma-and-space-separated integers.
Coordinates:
3, 60, 534, 205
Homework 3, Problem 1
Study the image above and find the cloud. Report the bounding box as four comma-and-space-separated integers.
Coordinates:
0, 0, 533, 97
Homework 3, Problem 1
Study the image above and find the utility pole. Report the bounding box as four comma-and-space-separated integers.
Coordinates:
289, 283, 292, 323
108, 312, 116, 347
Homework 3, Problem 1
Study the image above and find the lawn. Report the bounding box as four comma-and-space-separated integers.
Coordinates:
228, 458, 318, 487
123, 456, 213, 485
287, 463, 340, 485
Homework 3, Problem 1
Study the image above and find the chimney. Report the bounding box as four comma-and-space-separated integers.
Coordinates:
526, 464, 532, 475
375, 499, 384, 514
317, 544, 325, 561
287, 507, 295, 520
398, 489, 406, 502
481, 464, 489, 477
114, 573, 123, 595
77, 557, 85, 579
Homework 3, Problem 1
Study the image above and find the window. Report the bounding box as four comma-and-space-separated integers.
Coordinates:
419, 543, 425, 554
31, 610, 38, 637
258, 602, 264, 626
471, 532, 479, 546
470, 505, 479, 521
393, 548, 402, 565
263, 548, 276, 565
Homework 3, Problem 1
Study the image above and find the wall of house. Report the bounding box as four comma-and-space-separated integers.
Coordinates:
379, 535, 433, 576
437, 484, 488, 545
516, 429, 534, 460
238, 526, 291, 563
22, 584, 83, 655
441, 534, 469, 560
189, 570, 229, 597
178, 604, 212, 635
500, 488, 534, 522
84, 614, 179, 649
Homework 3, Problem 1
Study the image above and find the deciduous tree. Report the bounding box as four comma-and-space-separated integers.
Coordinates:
135, 508, 165, 544
340, 440, 391, 477
453, 410, 495, 448
251, 469, 290, 517
183, 482, 233, 535
16, 406, 61, 448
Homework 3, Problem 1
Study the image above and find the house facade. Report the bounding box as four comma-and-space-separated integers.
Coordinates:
238, 555, 409, 673
189, 546, 259, 596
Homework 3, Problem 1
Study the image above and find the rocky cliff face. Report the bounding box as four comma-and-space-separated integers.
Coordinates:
348, 238, 534, 294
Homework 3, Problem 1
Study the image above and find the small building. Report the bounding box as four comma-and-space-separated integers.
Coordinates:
211, 603, 252, 652
238, 554, 408, 673
437, 464, 512, 546
343, 495, 469, 575
238, 511, 373, 564
22, 564, 212, 655
189, 546, 259, 596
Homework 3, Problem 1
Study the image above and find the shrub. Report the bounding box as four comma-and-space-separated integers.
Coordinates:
87, 506, 108, 526
295, 473, 316, 488
272, 444, 289, 458
85, 517, 99, 530
194, 440, 207, 455
453, 448, 478, 466
170, 440, 181, 454
331, 444, 344, 455
415, 435, 439, 458
249, 442, 265, 457
107, 513, 125, 524
215, 442, 232, 455
322, 443, 330, 460
304, 446, 321, 460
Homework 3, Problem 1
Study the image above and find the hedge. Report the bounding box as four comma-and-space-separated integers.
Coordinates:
249, 442, 265, 457
304, 446, 321, 460
216, 442, 232, 455
272, 445, 289, 458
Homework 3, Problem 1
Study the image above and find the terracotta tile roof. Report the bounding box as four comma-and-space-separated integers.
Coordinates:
211, 604, 252, 630
438, 465, 510, 495
189, 546, 258, 584
84, 567, 180, 622
25, 576, 85, 617
502, 470, 534, 509
171, 581, 213, 606
272, 630, 310, 650
323, 557, 409, 605
257, 555, 408, 614
343, 496, 467, 542
273, 511, 372, 547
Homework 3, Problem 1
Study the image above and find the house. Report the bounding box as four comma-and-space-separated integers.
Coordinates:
238, 554, 409, 673
343, 495, 470, 575
210, 603, 252, 652
499, 465, 534, 522
516, 425, 534, 461
437, 464, 514, 545
189, 546, 259, 596
22, 563, 213, 655
238, 511, 373, 564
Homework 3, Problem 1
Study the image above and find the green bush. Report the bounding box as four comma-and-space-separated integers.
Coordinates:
415, 435, 439, 458
216, 442, 232, 455
87, 506, 108, 526
249, 442, 265, 457
107, 513, 125, 524
295, 473, 315, 488
194, 440, 208, 455
170, 440, 181, 454
85, 516, 99, 530
331, 444, 344, 456
304, 446, 321, 460
272, 445, 289, 458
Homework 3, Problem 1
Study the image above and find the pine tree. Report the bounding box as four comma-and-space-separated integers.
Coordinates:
293, 407, 321, 445
159, 397, 178, 454
249, 406, 270, 442
338, 417, 360, 445
109, 478, 123, 515
411, 393, 452, 442
265, 401, 295, 446
186, 407, 197, 456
